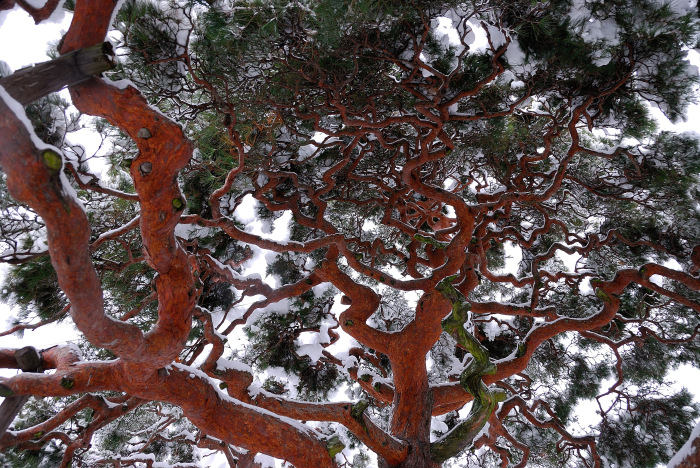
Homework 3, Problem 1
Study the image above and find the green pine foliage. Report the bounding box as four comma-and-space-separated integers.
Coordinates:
0, 253, 67, 323
2, 0, 700, 466
244, 287, 345, 399
598, 389, 699, 468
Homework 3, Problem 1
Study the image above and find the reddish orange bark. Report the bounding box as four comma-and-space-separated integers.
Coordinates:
1, 1, 699, 467
0, 2, 334, 463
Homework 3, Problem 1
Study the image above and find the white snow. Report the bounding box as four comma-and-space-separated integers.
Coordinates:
464, 19, 489, 53
101, 76, 136, 90
295, 330, 329, 363
215, 357, 253, 374
483, 320, 504, 341
108, 0, 128, 40
430, 417, 449, 442
504, 38, 526, 68
668, 420, 700, 468
649, 274, 664, 287
665, 0, 698, 16
253, 454, 278, 468
0, 8, 71, 70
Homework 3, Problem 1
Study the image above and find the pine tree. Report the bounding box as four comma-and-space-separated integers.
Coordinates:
1, 0, 700, 467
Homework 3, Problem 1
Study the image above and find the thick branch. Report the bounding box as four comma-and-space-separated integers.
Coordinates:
0, 42, 116, 105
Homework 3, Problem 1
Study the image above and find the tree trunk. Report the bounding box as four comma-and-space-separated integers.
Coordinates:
379, 357, 440, 468
377, 292, 451, 468
380, 448, 442, 468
